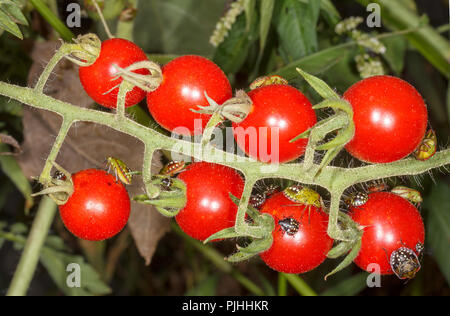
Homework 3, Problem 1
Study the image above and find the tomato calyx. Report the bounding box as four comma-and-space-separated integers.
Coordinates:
133, 175, 187, 217
63, 33, 101, 67
109, 60, 163, 94
192, 90, 252, 123
203, 194, 275, 263
290, 68, 355, 177
191, 91, 252, 146
31, 161, 74, 205
324, 211, 363, 280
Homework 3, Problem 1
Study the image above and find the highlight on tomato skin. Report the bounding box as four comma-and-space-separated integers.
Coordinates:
174, 162, 244, 241
146, 55, 232, 136
59, 169, 131, 241
79, 38, 150, 109
343, 75, 428, 164
258, 192, 333, 274
232, 84, 317, 164
350, 192, 425, 275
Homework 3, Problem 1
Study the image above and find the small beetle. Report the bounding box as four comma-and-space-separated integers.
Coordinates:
278, 217, 300, 236
160, 160, 186, 177
106, 157, 132, 185
160, 177, 173, 191
263, 184, 280, 197
389, 247, 421, 280
391, 186, 423, 205
283, 185, 322, 208
249, 193, 266, 209
414, 129, 437, 161
250, 75, 288, 90
367, 181, 390, 193
344, 192, 369, 208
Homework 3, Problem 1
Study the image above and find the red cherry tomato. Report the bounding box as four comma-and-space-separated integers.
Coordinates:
233, 84, 316, 163
259, 192, 333, 274
344, 76, 428, 163
175, 162, 244, 241
79, 38, 149, 109
350, 192, 425, 275
59, 169, 131, 241
146, 55, 232, 135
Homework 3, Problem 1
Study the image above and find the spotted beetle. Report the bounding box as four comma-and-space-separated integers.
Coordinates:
278, 217, 300, 236
389, 247, 421, 280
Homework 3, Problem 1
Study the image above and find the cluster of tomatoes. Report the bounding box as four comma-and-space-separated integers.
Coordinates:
51, 37, 431, 280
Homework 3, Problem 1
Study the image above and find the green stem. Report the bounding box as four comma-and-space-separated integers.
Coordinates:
171, 223, 264, 296
34, 44, 72, 93
6, 196, 57, 296
283, 274, 317, 297
29, 0, 75, 42
39, 119, 73, 185
278, 273, 287, 296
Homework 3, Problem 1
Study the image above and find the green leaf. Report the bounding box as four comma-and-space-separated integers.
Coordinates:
319, 0, 341, 26
40, 247, 111, 296
1, 1, 28, 26
135, 0, 227, 56
0, 144, 33, 212
213, 13, 256, 74
274, 0, 321, 63
259, 0, 275, 54
0, 8, 23, 39
381, 35, 407, 75
184, 275, 219, 296
357, 0, 450, 78
321, 272, 368, 296
243, 0, 256, 32
272, 43, 355, 80
424, 182, 450, 285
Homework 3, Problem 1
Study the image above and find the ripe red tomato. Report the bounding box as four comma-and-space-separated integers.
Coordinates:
59, 169, 131, 241
233, 84, 316, 163
259, 192, 333, 274
175, 162, 244, 241
344, 76, 428, 163
146, 55, 232, 135
79, 38, 149, 109
350, 192, 425, 275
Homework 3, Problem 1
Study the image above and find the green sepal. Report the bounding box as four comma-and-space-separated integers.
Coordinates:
325, 238, 362, 280
0, 7, 22, 39
236, 235, 273, 254
296, 67, 340, 100
203, 227, 241, 244
327, 240, 354, 259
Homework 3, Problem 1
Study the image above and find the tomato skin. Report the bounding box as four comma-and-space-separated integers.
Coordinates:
344, 76, 428, 163
233, 85, 316, 163
79, 38, 149, 109
147, 55, 232, 135
175, 162, 244, 241
59, 169, 131, 241
259, 192, 333, 274
350, 192, 425, 274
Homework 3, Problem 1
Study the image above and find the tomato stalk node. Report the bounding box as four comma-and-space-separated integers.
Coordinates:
111, 60, 163, 93
63, 33, 102, 67
133, 177, 187, 217
31, 161, 74, 205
